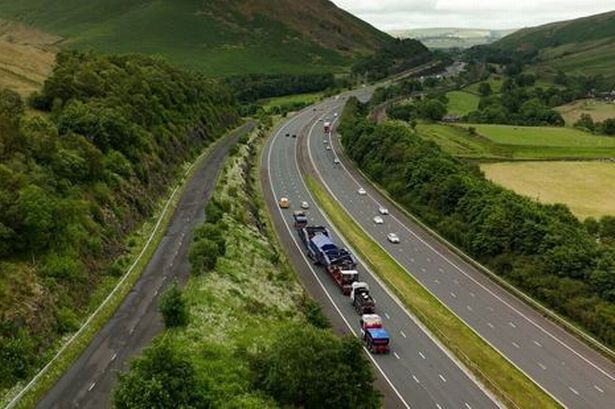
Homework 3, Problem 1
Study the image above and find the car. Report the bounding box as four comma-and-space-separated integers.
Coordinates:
323, 139, 328, 144
285, 132, 290, 137
292, 134, 297, 138
387, 233, 400, 243
301, 201, 310, 209
318, 118, 324, 122
378, 206, 389, 215
357, 187, 367, 195
326, 146, 331, 151
278, 197, 290, 209
334, 112, 338, 117
334, 158, 340, 164
373, 216, 384, 225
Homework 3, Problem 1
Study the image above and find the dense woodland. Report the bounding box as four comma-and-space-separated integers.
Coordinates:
0, 51, 238, 389
339, 98, 615, 347
224, 73, 337, 103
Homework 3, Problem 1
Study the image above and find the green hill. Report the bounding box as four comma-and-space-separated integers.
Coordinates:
492, 10, 615, 79
0, 0, 394, 76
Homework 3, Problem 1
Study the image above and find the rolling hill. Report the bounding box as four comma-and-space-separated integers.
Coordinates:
491, 10, 615, 79
0, 0, 394, 76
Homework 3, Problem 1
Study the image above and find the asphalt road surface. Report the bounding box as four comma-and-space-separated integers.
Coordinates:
263, 105, 501, 409
304, 96, 615, 408
37, 122, 253, 409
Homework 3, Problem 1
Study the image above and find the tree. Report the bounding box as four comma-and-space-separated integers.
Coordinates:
419, 99, 447, 121
159, 282, 189, 328
253, 324, 380, 409
598, 118, 615, 136
189, 238, 220, 273
114, 341, 209, 409
574, 113, 595, 131
478, 82, 492, 96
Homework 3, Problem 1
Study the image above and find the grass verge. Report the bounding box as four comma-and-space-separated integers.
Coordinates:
306, 175, 561, 409
5, 128, 242, 409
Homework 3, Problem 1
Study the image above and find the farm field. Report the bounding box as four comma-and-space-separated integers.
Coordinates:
482, 161, 615, 219
556, 99, 615, 126
446, 90, 480, 115
416, 123, 615, 160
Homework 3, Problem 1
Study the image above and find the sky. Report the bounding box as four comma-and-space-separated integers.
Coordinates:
332, 0, 615, 31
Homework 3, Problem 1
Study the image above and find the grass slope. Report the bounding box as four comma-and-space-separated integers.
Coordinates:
492, 11, 615, 79
445, 90, 480, 115
555, 99, 615, 126
306, 175, 559, 409
482, 161, 615, 219
0, 19, 58, 95
0, 0, 392, 76
416, 123, 615, 160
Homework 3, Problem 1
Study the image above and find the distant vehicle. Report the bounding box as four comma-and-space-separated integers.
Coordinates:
359, 314, 389, 354
318, 118, 324, 122
285, 132, 290, 137
334, 158, 340, 164
387, 233, 400, 243
323, 139, 328, 144
292, 134, 297, 138
301, 201, 310, 210
357, 187, 367, 195
334, 112, 338, 117
351, 282, 375, 314
373, 216, 384, 225
326, 146, 331, 151
378, 206, 389, 215
278, 197, 290, 209
293, 210, 308, 229
324, 121, 332, 133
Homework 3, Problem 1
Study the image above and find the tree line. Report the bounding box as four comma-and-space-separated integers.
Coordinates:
224, 73, 337, 103
0, 50, 238, 390
339, 97, 615, 347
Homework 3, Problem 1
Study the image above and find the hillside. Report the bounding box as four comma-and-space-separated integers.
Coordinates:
0, 0, 393, 76
390, 27, 515, 49
491, 10, 615, 79
0, 19, 59, 95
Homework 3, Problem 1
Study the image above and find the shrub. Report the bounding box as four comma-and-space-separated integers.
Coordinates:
159, 282, 189, 328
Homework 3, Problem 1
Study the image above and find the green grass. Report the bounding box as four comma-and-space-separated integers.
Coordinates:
463, 76, 504, 95
2, 130, 239, 409
0, 0, 389, 76
482, 161, 615, 220
261, 92, 323, 112
445, 90, 480, 115
417, 122, 615, 160
306, 175, 560, 409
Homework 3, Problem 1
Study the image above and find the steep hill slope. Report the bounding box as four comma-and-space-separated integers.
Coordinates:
0, 0, 393, 76
491, 11, 615, 79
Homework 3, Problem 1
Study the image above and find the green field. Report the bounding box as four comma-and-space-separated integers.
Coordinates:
556, 99, 615, 126
482, 161, 615, 219
463, 76, 504, 95
446, 90, 480, 115
261, 92, 323, 112
415, 123, 615, 160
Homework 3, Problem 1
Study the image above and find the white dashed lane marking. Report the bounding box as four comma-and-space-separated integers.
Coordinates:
419, 351, 426, 360
487, 322, 494, 329
439, 374, 447, 383
512, 342, 520, 349
88, 382, 96, 392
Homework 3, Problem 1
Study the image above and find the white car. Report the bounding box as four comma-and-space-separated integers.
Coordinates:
334, 112, 338, 117
326, 146, 331, 151
301, 201, 310, 209
373, 216, 384, 225
323, 139, 328, 144
387, 233, 400, 243
378, 206, 389, 215
334, 158, 340, 164
357, 187, 367, 195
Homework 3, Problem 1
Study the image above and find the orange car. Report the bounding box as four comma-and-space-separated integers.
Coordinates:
278, 197, 290, 208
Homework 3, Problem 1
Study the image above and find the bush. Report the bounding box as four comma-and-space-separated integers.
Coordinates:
55, 307, 80, 334
190, 238, 220, 273
159, 282, 189, 328
114, 340, 209, 408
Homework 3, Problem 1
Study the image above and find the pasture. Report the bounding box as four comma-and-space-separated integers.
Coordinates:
556, 99, 615, 126
446, 90, 480, 115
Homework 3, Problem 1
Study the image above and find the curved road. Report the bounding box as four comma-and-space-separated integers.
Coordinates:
263, 104, 501, 408
303, 96, 615, 408
36, 123, 253, 408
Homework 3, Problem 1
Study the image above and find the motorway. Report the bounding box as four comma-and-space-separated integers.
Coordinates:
263, 104, 501, 408
36, 123, 253, 409
302, 95, 615, 408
